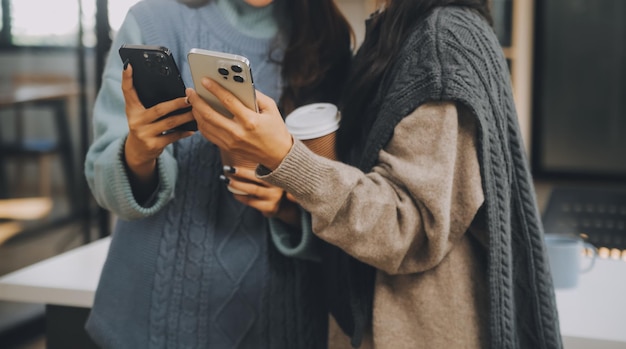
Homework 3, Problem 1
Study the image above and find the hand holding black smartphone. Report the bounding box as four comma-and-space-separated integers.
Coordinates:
118, 44, 197, 132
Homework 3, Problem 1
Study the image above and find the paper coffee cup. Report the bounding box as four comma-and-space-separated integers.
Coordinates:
219, 149, 258, 170
285, 103, 340, 160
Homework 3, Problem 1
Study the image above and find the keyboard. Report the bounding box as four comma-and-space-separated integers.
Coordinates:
541, 186, 626, 261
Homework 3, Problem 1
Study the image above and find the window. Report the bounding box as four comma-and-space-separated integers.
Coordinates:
0, 0, 139, 49
0, 0, 89, 47
109, 0, 141, 33
12, 1, 81, 46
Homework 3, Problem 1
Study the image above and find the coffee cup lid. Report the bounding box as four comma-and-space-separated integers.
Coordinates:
285, 103, 340, 140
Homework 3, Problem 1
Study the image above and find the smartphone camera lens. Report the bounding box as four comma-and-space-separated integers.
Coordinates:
159, 65, 170, 76
218, 68, 229, 76
231, 65, 243, 73
233, 76, 244, 83
155, 53, 164, 63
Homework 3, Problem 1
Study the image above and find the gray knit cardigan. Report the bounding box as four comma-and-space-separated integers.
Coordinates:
329, 6, 564, 349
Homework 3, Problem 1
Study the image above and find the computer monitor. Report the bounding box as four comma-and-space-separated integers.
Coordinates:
531, 0, 626, 182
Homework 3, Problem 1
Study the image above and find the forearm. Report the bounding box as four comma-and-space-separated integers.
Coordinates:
259, 103, 484, 275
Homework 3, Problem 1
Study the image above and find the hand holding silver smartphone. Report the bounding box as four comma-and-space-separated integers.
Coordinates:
187, 48, 258, 118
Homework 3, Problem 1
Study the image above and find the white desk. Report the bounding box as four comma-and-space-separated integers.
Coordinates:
555, 257, 626, 349
0, 237, 109, 348
0, 237, 109, 308
0, 236, 624, 348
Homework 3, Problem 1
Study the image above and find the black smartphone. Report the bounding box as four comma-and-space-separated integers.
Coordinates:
118, 44, 197, 132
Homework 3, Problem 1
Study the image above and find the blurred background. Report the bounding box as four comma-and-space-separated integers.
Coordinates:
0, 0, 624, 348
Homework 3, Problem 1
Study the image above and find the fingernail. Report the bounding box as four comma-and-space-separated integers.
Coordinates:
123, 59, 129, 70
184, 96, 190, 105
223, 165, 236, 174
219, 174, 230, 185
202, 77, 212, 87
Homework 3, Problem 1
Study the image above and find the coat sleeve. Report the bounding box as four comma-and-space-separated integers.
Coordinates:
259, 102, 484, 275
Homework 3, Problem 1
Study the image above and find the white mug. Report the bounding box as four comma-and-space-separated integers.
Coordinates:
544, 233, 597, 289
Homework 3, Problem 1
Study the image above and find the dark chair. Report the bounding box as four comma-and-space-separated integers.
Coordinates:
0, 74, 78, 211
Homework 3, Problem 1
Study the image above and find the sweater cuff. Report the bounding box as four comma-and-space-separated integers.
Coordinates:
268, 208, 321, 262
256, 139, 335, 201
98, 138, 177, 220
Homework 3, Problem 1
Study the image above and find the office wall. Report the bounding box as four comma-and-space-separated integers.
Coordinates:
336, 0, 376, 47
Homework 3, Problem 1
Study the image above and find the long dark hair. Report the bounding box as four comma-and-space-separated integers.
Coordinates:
178, 0, 353, 114
336, 0, 491, 161
276, 0, 353, 113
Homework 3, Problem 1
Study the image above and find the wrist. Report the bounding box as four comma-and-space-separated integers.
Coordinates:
123, 138, 157, 183
274, 192, 300, 228
264, 135, 293, 171
123, 154, 158, 204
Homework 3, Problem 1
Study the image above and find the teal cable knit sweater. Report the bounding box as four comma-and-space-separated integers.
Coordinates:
84, 1, 327, 348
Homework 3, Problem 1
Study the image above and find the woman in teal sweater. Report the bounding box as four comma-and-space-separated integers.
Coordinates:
84, 0, 352, 347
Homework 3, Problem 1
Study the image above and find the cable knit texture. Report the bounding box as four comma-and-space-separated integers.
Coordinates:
84, 1, 328, 348
336, 7, 563, 348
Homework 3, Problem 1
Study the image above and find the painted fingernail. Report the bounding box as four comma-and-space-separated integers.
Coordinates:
219, 174, 230, 185
223, 165, 236, 174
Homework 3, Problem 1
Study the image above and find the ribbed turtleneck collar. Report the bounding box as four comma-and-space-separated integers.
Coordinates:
216, 0, 278, 39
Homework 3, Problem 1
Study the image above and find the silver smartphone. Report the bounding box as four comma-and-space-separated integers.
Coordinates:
187, 48, 258, 118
